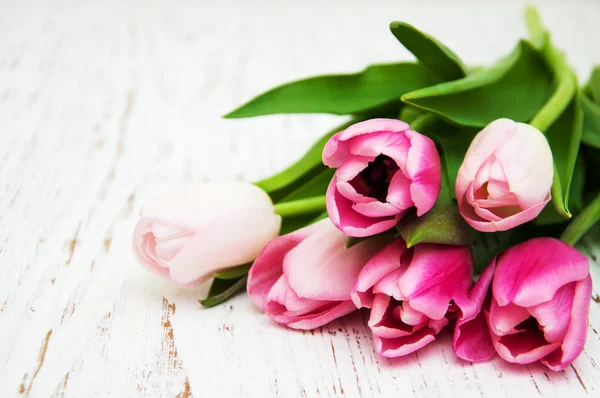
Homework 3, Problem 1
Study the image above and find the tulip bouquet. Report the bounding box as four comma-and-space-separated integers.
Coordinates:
132, 7, 600, 371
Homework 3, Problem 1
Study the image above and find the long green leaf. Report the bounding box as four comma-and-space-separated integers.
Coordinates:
255, 119, 354, 202
401, 40, 554, 127
225, 63, 441, 118
200, 276, 248, 308
214, 263, 252, 280
390, 21, 467, 81
587, 66, 600, 102
582, 92, 600, 149
397, 203, 476, 248
278, 168, 334, 203
538, 79, 582, 220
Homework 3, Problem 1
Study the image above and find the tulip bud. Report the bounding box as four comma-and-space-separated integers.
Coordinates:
323, 118, 442, 237
455, 118, 553, 232
132, 183, 281, 286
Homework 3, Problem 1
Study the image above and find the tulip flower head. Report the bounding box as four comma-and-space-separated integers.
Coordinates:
456, 118, 554, 232
132, 183, 281, 286
247, 218, 388, 330
352, 239, 473, 357
323, 118, 442, 237
453, 238, 591, 371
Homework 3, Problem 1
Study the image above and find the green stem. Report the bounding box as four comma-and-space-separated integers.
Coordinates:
274, 196, 327, 218
560, 194, 600, 246
409, 113, 437, 132
527, 7, 576, 133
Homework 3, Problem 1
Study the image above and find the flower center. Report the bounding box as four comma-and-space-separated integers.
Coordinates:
350, 155, 399, 202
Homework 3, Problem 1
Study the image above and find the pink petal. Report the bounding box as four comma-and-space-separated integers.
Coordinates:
374, 327, 438, 357
353, 201, 402, 217
167, 208, 281, 284
460, 196, 550, 233
386, 169, 414, 211
337, 118, 410, 142
140, 183, 276, 231
528, 282, 575, 343
488, 301, 531, 336
452, 259, 496, 362
132, 219, 172, 280
283, 219, 386, 301
492, 238, 590, 307
266, 276, 325, 314
369, 294, 417, 339
322, 132, 348, 168
397, 244, 473, 320
404, 130, 441, 216
495, 122, 554, 209
351, 240, 408, 308
541, 275, 592, 371
278, 301, 358, 330
336, 155, 374, 182
347, 130, 410, 160
327, 180, 396, 237
400, 301, 428, 326
490, 322, 561, 364
456, 119, 517, 208
336, 180, 374, 203
373, 266, 410, 301
247, 224, 314, 310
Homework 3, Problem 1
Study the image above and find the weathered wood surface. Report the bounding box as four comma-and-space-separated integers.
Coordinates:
1, 1, 600, 396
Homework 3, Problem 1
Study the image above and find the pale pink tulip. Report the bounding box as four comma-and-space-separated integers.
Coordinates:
132, 183, 281, 286
453, 238, 591, 371
352, 239, 473, 357
323, 118, 442, 237
247, 218, 388, 330
456, 118, 553, 232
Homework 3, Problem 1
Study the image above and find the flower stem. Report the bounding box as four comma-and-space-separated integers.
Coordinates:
409, 113, 437, 132
527, 7, 576, 133
273, 196, 327, 218
560, 194, 600, 246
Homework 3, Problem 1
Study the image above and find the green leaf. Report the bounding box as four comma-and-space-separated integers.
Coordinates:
402, 40, 554, 127
469, 222, 564, 273
225, 63, 441, 118
582, 94, 600, 149
536, 153, 585, 225
398, 106, 423, 123
397, 202, 477, 247
470, 230, 517, 274
389, 21, 467, 81
214, 263, 252, 280
544, 89, 583, 219
200, 276, 247, 308
278, 168, 334, 203
588, 66, 600, 103
255, 120, 354, 201
419, 120, 476, 199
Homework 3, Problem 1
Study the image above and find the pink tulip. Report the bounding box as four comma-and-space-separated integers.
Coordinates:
322, 118, 442, 237
352, 239, 473, 357
247, 218, 388, 330
132, 183, 281, 286
456, 118, 553, 232
453, 238, 591, 371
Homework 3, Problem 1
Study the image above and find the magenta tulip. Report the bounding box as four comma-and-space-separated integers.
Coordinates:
455, 118, 553, 232
453, 238, 591, 371
132, 183, 281, 286
352, 239, 473, 357
322, 118, 442, 237
247, 218, 387, 330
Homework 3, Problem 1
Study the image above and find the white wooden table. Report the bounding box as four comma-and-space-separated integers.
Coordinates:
1, 0, 600, 396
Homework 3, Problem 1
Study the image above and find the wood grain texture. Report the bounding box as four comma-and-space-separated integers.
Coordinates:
1, 0, 600, 396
